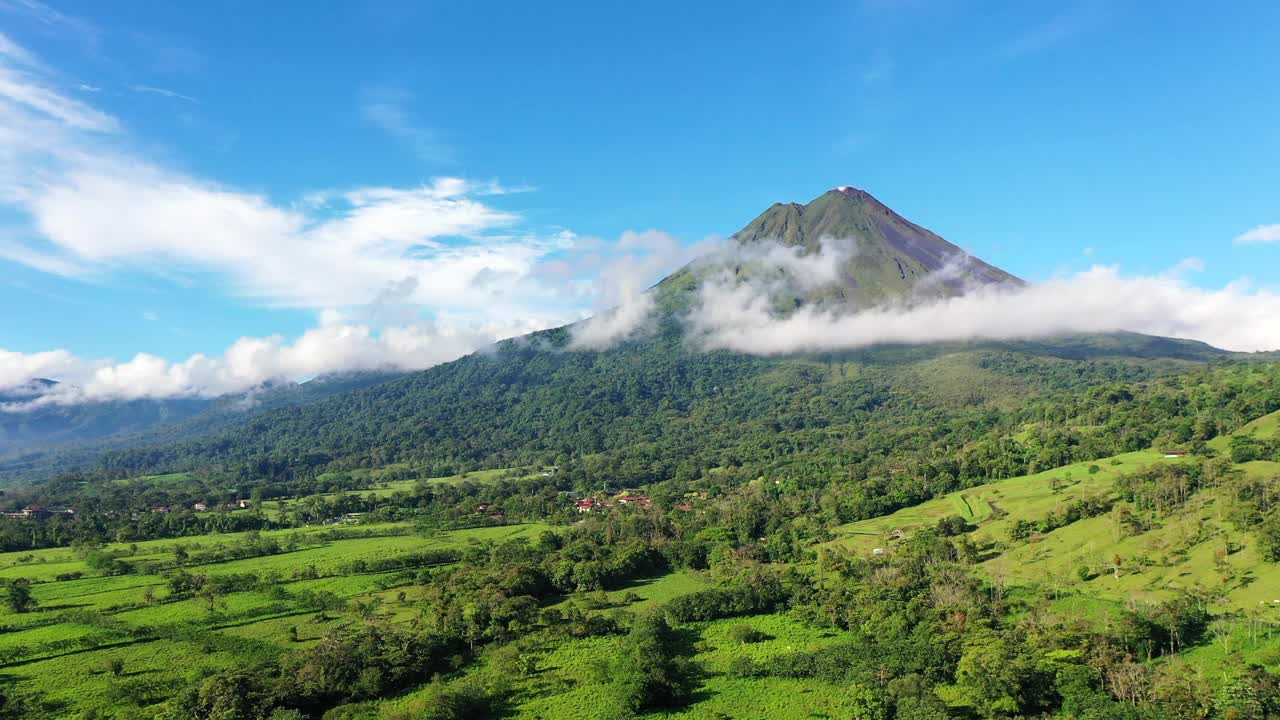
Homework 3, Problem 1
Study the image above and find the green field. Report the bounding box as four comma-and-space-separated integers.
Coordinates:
829, 449, 1172, 553
829, 413, 1280, 613
369, 610, 858, 720
0, 522, 551, 718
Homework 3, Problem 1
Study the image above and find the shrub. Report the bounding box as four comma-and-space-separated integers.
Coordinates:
727, 623, 768, 644
727, 656, 761, 678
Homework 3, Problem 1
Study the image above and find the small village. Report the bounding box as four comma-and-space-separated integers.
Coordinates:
2, 499, 254, 522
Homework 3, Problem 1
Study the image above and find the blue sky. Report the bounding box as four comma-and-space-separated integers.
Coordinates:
1, 0, 1279, 401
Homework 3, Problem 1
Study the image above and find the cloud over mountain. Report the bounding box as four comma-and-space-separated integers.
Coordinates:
686, 258, 1280, 355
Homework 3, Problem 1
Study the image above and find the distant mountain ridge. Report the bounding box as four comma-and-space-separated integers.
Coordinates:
0, 371, 403, 480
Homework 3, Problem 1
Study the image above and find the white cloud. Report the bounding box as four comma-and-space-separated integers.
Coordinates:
568, 230, 722, 349
0, 313, 536, 409
0, 36, 714, 405
687, 260, 1280, 354
997, 5, 1103, 61
1235, 224, 1280, 245
0, 64, 119, 132
0, 37, 588, 320
0, 30, 40, 68
0, 348, 84, 389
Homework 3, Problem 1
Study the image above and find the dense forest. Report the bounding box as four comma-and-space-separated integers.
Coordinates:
26, 334, 1266, 523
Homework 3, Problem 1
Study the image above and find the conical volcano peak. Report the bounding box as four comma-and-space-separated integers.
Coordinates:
653, 185, 1024, 314
831, 185, 871, 198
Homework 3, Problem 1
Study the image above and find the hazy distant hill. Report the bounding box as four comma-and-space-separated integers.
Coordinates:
0, 371, 401, 482
0, 380, 209, 455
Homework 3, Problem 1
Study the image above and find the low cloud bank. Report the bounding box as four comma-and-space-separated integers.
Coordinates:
6, 238, 1280, 411
0, 318, 506, 411
687, 263, 1280, 354
568, 235, 859, 349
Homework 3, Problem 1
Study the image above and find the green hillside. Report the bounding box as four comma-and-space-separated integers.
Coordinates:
830, 410, 1280, 612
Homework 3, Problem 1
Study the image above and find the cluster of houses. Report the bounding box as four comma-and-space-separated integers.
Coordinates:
573, 491, 709, 514
575, 493, 653, 513
1, 505, 77, 521
149, 499, 253, 514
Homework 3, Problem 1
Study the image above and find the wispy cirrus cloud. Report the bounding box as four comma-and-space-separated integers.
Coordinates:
996, 4, 1105, 61
128, 84, 197, 103
360, 86, 454, 164
0, 32, 118, 132
0, 0, 101, 51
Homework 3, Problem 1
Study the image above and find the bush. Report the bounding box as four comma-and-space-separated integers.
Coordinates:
936, 515, 971, 537
607, 613, 699, 713
726, 623, 768, 644
401, 674, 509, 720
727, 656, 761, 678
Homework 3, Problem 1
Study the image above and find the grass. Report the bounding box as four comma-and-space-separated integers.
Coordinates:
1208, 409, 1280, 451
0, 522, 552, 718
829, 449, 1172, 555
547, 569, 713, 615
110, 471, 191, 486
484, 612, 855, 720
828, 412, 1280, 614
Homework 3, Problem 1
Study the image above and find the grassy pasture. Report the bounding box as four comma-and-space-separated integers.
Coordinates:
829, 449, 1173, 555
0, 522, 552, 718
829, 414, 1280, 613
488, 612, 854, 720
547, 569, 713, 616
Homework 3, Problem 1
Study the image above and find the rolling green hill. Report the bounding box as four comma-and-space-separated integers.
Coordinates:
829, 409, 1280, 612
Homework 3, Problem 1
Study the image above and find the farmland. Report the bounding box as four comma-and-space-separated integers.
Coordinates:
0, 522, 550, 717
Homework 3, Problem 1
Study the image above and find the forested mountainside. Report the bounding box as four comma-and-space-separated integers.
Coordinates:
1, 360, 1279, 720
73, 188, 1248, 488
89, 333, 1275, 516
